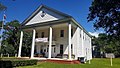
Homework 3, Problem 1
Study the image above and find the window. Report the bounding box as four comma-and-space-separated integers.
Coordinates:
71, 29, 73, 37
85, 34, 86, 40
80, 30, 81, 38
44, 49, 46, 52
47, 45, 49, 52
36, 33, 38, 38
60, 30, 64, 37
71, 44, 73, 54
60, 44, 63, 54
54, 47, 56, 53
83, 33, 85, 40
41, 32, 44, 38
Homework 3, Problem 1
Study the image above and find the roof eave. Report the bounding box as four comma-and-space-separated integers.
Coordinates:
70, 18, 92, 38
21, 18, 71, 29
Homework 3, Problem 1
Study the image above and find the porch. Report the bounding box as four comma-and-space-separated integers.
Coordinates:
18, 22, 77, 60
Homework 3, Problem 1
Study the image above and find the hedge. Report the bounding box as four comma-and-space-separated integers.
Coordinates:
0, 59, 38, 68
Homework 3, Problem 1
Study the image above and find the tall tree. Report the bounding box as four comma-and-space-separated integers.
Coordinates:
88, 0, 120, 39
0, 20, 32, 57
1, 20, 21, 54
92, 33, 120, 57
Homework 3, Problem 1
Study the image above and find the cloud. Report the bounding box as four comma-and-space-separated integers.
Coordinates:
89, 31, 104, 37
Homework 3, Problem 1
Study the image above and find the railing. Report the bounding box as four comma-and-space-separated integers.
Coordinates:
0, 53, 17, 57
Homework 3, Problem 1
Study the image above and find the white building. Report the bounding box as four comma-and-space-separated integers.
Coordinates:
18, 5, 92, 61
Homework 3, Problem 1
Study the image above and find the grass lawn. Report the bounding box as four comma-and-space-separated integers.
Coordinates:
18, 58, 120, 68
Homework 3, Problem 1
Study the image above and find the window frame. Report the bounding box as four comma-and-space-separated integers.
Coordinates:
60, 30, 64, 37
41, 32, 44, 38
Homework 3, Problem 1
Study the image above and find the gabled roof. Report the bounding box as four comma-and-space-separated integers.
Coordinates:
21, 4, 92, 37
21, 4, 72, 26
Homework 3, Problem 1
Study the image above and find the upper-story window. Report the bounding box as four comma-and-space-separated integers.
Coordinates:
60, 30, 64, 37
36, 33, 38, 38
84, 34, 86, 40
41, 32, 44, 38
71, 29, 73, 37
80, 30, 81, 38
83, 33, 85, 40
83, 33, 84, 39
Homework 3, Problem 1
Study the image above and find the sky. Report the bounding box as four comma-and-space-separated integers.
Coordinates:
0, 0, 102, 36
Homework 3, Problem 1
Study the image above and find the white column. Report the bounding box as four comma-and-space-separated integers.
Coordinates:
81, 29, 84, 57
90, 38, 92, 59
48, 26, 52, 59
18, 31, 23, 57
68, 23, 72, 60
31, 29, 36, 58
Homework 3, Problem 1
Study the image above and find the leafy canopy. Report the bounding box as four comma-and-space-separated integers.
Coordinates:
88, 0, 120, 38
92, 33, 120, 57
0, 20, 32, 57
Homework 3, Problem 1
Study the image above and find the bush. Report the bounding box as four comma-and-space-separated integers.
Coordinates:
0, 58, 37, 68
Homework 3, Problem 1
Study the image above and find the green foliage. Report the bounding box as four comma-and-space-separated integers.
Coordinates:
88, 0, 120, 57
92, 33, 120, 57
88, 0, 120, 38
0, 3, 7, 11
0, 20, 21, 54
0, 21, 2, 28
0, 20, 32, 57
21, 32, 32, 57
0, 58, 37, 68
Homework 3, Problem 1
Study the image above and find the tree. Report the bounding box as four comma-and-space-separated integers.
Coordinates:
0, 3, 7, 11
88, 0, 120, 39
0, 20, 32, 57
1, 20, 21, 54
21, 32, 32, 57
0, 21, 2, 31
92, 33, 120, 57
0, 0, 15, 12
92, 33, 108, 57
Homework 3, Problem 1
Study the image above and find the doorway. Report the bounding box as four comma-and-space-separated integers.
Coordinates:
60, 44, 63, 54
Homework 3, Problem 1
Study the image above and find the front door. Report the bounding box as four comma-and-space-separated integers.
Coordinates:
60, 45, 63, 54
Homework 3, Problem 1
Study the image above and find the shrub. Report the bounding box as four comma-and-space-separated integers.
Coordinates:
0, 58, 37, 68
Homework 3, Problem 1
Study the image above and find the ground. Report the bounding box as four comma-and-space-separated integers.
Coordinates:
17, 58, 120, 68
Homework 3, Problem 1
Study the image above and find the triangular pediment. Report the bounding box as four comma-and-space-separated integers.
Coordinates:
22, 5, 71, 26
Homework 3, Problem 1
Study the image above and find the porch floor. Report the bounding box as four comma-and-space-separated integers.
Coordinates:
33, 57, 80, 64
17, 57, 80, 64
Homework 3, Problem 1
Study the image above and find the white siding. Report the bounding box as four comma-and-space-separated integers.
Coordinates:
71, 25, 92, 60
83, 31, 92, 60
76, 28, 83, 58
25, 8, 65, 25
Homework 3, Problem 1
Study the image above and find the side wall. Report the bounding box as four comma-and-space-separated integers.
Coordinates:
83, 32, 92, 60
71, 22, 92, 60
